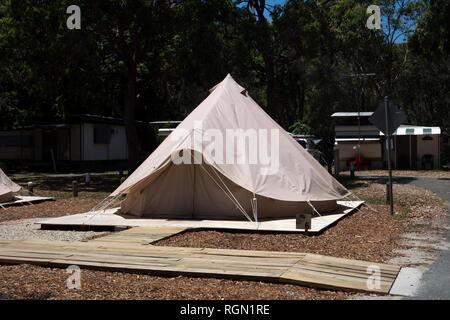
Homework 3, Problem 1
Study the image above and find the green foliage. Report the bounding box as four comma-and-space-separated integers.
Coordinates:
410, 0, 450, 58
289, 120, 311, 135
0, 0, 448, 167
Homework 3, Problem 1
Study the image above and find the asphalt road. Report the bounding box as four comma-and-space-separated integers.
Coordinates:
407, 177, 450, 300
351, 175, 450, 299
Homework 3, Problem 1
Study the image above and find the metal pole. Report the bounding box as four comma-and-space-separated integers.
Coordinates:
409, 135, 412, 169
386, 181, 390, 204
438, 135, 440, 169
343, 73, 375, 169
394, 135, 397, 169
384, 96, 394, 216
357, 76, 361, 170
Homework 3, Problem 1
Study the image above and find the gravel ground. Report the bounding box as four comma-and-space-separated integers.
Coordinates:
0, 218, 107, 241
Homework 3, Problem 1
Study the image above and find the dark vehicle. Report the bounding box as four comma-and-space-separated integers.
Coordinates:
289, 134, 324, 164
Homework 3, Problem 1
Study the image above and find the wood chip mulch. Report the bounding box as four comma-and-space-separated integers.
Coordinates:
156, 206, 405, 263
0, 199, 98, 223
155, 182, 447, 263
0, 181, 446, 300
340, 170, 450, 178
0, 264, 351, 300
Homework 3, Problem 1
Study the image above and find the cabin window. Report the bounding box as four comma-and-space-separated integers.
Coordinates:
93, 125, 111, 144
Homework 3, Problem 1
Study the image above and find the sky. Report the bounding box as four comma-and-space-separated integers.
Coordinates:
265, 0, 287, 18
247, 0, 411, 43
235, 0, 287, 20
267, 0, 287, 6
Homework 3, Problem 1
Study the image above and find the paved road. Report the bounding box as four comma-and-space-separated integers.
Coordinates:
407, 177, 450, 300
350, 175, 450, 299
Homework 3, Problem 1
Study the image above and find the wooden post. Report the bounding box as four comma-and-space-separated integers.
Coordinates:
72, 180, 78, 197
350, 162, 355, 179
296, 213, 311, 232
85, 173, 91, 186
27, 182, 33, 195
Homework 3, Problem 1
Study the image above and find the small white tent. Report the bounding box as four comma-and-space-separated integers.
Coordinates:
112, 74, 350, 220
0, 168, 21, 203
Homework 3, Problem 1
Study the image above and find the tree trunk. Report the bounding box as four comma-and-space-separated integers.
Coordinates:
264, 54, 276, 118
297, 83, 305, 120
123, 46, 140, 174
252, 1, 277, 119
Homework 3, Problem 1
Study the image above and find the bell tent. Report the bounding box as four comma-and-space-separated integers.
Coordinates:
111, 74, 350, 221
0, 168, 21, 203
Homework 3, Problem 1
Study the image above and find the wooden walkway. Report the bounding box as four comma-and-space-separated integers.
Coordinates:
89, 227, 188, 244
0, 227, 401, 294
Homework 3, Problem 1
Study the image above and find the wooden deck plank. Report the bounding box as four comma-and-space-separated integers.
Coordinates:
280, 269, 392, 293
279, 256, 397, 294
0, 233, 401, 294
197, 247, 306, 258
0, 256, 54, 265
177, 258, 299, 270
289, 264, 395, 284
89, 227, 187, 244
298, 256, 400, 276
303, 253, 401, 273
295, 262, 398, 280
38, 201, 364, 234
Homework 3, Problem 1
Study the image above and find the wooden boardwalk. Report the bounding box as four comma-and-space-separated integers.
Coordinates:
0, 227, 401, 294
89, 227, 188, 244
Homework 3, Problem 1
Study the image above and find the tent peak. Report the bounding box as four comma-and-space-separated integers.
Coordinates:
222, 74, 246, 94
209, 73, 241, 93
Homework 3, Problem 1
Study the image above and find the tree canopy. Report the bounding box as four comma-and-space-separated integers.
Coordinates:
0, 0, 448, 170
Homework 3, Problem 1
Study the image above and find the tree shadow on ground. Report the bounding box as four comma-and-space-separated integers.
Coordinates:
12, 175, 122, 195
338, 175, 418, 187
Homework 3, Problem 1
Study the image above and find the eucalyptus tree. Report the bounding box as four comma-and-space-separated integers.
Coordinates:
0, 0, 22, 130
376, 0, 425, 96
79, 0, 177, 172
232, 0, 282, 119
410, 0, 450, 58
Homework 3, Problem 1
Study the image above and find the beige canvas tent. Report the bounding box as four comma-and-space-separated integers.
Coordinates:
0, 168, 21, 203
112, 74, 350, 221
